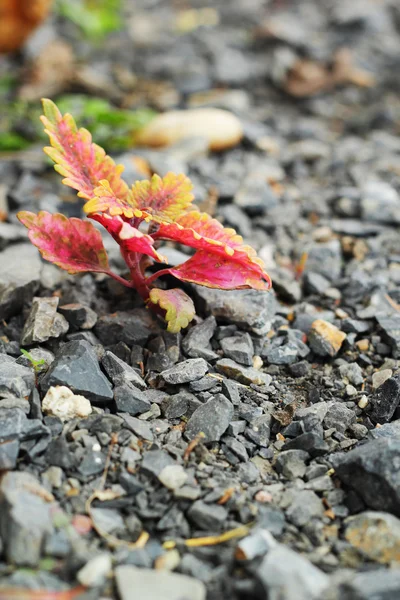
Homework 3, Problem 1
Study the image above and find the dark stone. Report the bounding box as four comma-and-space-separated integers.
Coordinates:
0, 355, 35, 400
94, 309, 158, 346
118, 414, 153, 441
0, 439, 19, 470
0, 244, 41, 321
367, 375, 400, 424
283, 432, 329, 457
376, 314, 400, 358
220, 333, 254, 366
141, 450, 175, 478
323, 402, 356, 433
333, 438, 400, 516
185, 394, 234, 442
182, 316, 217, 359
114, 384, 151, 415
0, 471, 53, 566
187, 500, 227, 530
59, 303, 98, 330
161, 392, 191, 419
289, 361, 310, 378
78, 448, 107, 478
41, 340, 113, 404
102, 351, 146, 390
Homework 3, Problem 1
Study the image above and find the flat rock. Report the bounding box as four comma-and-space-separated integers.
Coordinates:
41, 340, 113, 404
216, 358, 272, 386
116, 566, 206, 600
160, 358, 208, 385
0, 471, 53, 566
0, 355, 35, 399
336, 570, 400, 600
185, 393, 234, 442
333, 438, 400, 516
114, 383, 151, 415
187, 500, 228, 530
255, 543, 329, 600
193, 287, 276, 335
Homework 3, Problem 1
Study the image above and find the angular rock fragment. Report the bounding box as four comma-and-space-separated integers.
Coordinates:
0, 471, 53, 566
185, 394, 234, 442
41, 340, 113, 403
308, 319, 346, 357
21, 297, 69, 345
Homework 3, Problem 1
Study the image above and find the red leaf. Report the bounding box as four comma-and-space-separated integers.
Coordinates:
90, 212, 166, 264
41, 99, 132, 203
17, 211, 110, 274
149, 288, 195, 332
166, 250, 269, 290
151, 211, 271, 290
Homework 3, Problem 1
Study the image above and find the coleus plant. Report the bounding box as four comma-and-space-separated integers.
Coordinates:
17, 99, 271, 333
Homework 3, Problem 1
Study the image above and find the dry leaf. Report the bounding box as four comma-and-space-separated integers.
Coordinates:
284, 48, 375, 97
0, 0, 52, 53
18, 40, 75, 101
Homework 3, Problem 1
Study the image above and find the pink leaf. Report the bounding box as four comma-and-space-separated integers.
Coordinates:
149, 288, 195, 332
165, 250, 270, 290
17, 211, 110, 274
151, 211, 271, 290
41, 99, 133, 203
89, 212, 166, 264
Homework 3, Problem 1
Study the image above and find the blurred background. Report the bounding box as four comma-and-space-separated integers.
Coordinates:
1, 0, 399, 263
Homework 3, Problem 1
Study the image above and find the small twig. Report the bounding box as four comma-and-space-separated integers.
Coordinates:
163, 523, 253, 550
183, 432, 205, 461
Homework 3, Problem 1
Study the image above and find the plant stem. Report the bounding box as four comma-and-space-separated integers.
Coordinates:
145, 268, 171, 286
122, 250, 151, 300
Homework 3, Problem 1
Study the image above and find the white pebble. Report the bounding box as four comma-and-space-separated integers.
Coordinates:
158, 465, 188, 490
358, 395, 369, 409
77, 553, 112, 587
42, 386, 92, 421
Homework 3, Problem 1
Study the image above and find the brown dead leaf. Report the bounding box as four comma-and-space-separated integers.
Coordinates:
18, 39, 75, 101
0, 0, 52, 53
284, 48, 375, 97
273, 403, 296, 427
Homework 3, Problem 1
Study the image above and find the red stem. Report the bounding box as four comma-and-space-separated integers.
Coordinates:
145, 268, 171, 286
122, 250, 151, 301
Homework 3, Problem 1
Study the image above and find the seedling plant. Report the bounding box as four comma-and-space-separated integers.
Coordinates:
18, 100, 271, 333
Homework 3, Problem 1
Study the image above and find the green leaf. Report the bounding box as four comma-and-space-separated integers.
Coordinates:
149, 288, 195, 333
